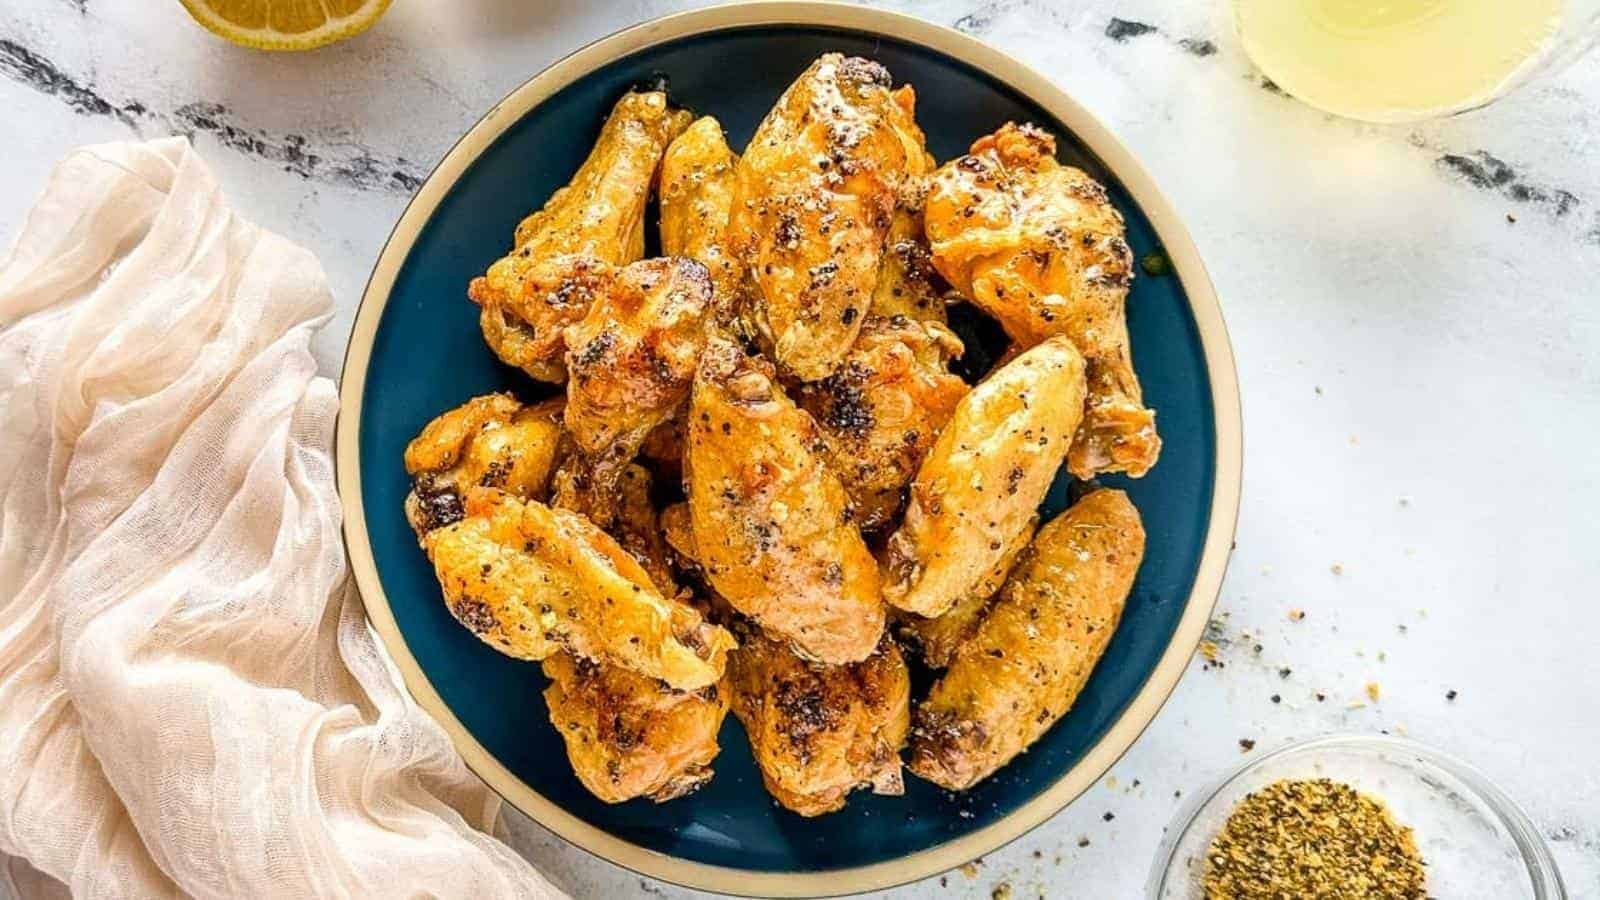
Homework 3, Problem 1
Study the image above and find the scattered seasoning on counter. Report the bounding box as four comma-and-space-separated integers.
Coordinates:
1203, 778, 1427, 900
1330, 562, 1345, 575
1366, 681, 1382, 702
1446, 689, 1458, 701
990, 881, 1012, 900
1076, 836, 1091, 848
1270, 693, 1281, 704
1288, 608, 1305, 621
1238, 738, 1256, 752
1102, 811, 1115, 822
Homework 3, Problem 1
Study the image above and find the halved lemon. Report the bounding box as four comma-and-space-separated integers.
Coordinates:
179, 0, 394, 51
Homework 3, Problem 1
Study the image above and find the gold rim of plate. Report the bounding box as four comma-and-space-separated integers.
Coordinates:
334, 2, 1243, 896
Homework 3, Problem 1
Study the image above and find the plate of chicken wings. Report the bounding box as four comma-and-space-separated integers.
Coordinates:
338, 5, 1240, 896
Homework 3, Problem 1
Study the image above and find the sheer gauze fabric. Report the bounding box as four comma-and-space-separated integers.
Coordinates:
0, 138, 564, 900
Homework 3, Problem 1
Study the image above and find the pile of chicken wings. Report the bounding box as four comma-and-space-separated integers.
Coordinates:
404, 54, 1157, 816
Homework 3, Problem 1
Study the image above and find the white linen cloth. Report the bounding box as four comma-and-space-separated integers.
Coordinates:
0, 138, 564, 900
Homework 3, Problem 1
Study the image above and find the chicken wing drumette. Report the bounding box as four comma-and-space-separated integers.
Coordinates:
659, 116, 745, 328
728, 54, 914, 381
726, 627, 910, 817
882, 335, 1086, 618
561, 256, 712, 485
925, 122, 1159, 479
685, 336, 885, 663
909, 489, 1144, 790
542, 651, 728, 804
417, 487, 733, 691
796, 315, 967, 531
469, 90, 692, 381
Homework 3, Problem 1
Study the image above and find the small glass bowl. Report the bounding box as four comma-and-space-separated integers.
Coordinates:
1148, 735, 1567, 899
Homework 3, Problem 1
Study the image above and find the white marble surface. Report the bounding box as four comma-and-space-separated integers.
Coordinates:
2, 1, 1598, 897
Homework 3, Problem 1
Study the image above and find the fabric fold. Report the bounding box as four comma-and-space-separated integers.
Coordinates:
0, 138, 562, 899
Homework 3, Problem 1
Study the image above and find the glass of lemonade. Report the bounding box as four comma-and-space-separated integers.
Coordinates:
1233, 0, 1600, 122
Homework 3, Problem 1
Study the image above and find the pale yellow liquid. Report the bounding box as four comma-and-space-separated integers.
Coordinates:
1235, 0, 1565, 121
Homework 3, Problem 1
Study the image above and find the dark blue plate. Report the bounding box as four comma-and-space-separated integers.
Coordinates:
338, 6, 1239, 896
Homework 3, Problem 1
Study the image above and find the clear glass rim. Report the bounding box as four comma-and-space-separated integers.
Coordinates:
1145, 733, 1568, 899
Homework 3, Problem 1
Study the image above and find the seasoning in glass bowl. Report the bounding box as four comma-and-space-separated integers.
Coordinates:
1203, 778, 1427, 899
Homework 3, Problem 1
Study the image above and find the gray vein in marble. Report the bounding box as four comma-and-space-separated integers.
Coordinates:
0, 35, 426, 195
1435, 150, 1580, 218
1101, 15, 1218, 60
1104, 17, 1158, 43
951, 0, 1069, 35
0, 38, 139, 126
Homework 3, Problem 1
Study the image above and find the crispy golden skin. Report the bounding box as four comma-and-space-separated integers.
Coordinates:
469, 91, 692, 381
869, 86, 948, 325
908, 489, 1144, 790
660, 116, 745, 327
728, 54, 912, 381
898, 515, 1036, 669
550, 458, 677, 597
727, 628, 909, 817
418, 488, 733, 691
542, 651, 727, 804
925, 122, 1159, 479
882, 336, 1086, 618
562, 257, 712, 482
403, 394, 565, 536
470, 255, 617, 384
796, 315, 967, 531
685, 336, 885, 663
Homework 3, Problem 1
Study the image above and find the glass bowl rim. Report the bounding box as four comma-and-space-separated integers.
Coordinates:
1146, 733, 1568, 899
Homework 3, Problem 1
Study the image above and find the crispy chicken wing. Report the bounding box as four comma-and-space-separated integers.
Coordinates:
728, 54, 912, 381
418, 488, 733, 690
542, 651, 727, 804
908, 489, 1144, 790
469, 90, 692, 381
869, 85, 948, 325
925, 123, 1159, 479
685, 336, 885, 663
882, 336, 1086, 618
403, 394, 565, 536
550, 457, 677, 596
898, 514, 1036, 669
562, 257, 712, 482
727, 627, 909, 817
796, 315, 967, 531
660, 116, 745, 327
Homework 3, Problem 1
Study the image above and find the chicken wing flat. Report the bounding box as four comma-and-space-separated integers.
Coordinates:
660, 116, 745, 327
727, 627, 909, 817
469, 90, 692, 381
403, 394, 564, 536
898, 514, 1036, 669
924, 122, 1159, 479
418, 488, 733, 691
908, 488, 1144, 791
728, 54, 912, 381
542, 651, 727, 804
562, 256, 712, 482
882, 335, 1086, 618
796, 315, 967, 531
685, 336, 885, 663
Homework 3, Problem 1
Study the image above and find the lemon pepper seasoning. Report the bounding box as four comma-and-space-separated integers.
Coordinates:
1203, 778, 1427, 899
